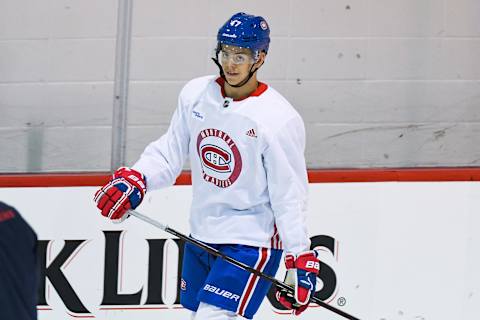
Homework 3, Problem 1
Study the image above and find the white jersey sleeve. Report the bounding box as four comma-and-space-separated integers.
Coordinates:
132, 86, 191, 190
263, 115, 310, 255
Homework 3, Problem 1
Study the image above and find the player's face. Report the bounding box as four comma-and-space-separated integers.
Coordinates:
220, 45, 258, 85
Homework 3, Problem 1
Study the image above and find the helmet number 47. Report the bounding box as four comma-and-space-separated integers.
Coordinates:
230, 19, 242, 27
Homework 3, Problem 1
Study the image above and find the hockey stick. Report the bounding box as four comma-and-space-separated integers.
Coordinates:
128, 209, 361, 320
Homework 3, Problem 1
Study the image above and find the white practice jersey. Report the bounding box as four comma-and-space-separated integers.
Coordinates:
133, 75, 310, 254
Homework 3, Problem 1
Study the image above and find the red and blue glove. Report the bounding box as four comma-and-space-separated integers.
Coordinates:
276, 250, 320, 315
94, 167, 147, 220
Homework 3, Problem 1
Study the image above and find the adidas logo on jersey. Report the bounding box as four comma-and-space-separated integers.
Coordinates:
246, 128, 257, 138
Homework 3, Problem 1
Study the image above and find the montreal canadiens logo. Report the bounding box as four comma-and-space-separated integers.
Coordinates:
196, 128, 242, 188
201, 144, 232, 173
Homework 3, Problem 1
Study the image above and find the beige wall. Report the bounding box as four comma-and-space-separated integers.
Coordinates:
1, 0, 479, 172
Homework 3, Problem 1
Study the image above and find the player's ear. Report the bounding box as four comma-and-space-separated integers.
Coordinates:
254, 51, 266, 69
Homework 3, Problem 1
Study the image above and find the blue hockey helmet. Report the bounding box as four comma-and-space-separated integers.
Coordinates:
217, 12, 270, 56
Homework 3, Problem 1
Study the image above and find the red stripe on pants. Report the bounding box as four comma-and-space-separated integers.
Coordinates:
238, 248, 269, 316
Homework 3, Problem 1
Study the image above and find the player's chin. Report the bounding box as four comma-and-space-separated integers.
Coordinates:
225, 75, 242, 85
225, 72, 243, 85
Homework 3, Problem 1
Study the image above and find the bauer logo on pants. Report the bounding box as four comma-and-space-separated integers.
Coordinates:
196, 128, 242, 188
203, 284, 241, 302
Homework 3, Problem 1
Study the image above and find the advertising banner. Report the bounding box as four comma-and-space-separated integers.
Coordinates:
1, 182, 479, 319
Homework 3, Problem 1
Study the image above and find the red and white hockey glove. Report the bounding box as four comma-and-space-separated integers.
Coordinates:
276, 250, 320, 315
94, 167, 146, 221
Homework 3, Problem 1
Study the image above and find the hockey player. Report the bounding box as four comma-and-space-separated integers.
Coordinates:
94, 12, 320, 319
0, 202, 38, 320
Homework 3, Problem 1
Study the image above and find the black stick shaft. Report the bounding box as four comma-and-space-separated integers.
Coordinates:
129, 210, 361, 320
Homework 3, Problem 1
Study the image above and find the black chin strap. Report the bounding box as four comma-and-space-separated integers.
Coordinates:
211, 50, 265, 88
